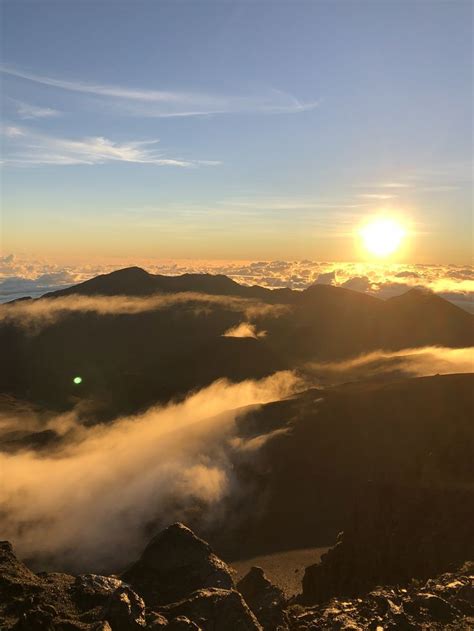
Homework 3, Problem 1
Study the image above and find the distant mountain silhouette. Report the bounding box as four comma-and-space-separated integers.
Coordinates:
42, 266, 272, 300
1, 267, 472, 417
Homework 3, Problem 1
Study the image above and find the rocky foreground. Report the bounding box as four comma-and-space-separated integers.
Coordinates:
1, 523, 472, 631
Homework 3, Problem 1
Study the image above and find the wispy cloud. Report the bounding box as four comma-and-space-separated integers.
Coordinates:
354, 181, 411, 190
13, 100, 61, 120
1, 65, 319, 118
219, 197, 364, 211
1, 125, 220, 167
357, 193, 396, 200
419, 185, 460, 193
0, 292, 287, 330
378, 182, 411, 189
305, 346, 474, 384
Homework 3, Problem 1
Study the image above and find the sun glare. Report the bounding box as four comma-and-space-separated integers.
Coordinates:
359, 217, 406, 257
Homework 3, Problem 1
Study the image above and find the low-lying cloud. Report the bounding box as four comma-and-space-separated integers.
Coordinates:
305, 346, 474, 384
223, 322, 267, 339
0, 371, 301, 572
0, 292, 287, 331
1, 345, 472, 572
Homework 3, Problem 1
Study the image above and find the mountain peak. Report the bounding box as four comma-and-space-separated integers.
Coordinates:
108, 266, 150, 277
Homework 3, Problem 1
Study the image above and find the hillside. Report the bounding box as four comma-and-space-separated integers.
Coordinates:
0, 268, 472, 417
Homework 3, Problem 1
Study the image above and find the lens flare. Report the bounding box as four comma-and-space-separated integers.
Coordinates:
73, 376, 82, 385
359, 217, 406, 257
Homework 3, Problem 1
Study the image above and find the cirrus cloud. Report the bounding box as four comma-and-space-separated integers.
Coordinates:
1, 64, 319, 118
1, 125, 220, 167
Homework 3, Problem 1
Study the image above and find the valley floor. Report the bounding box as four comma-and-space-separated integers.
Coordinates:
232, 548, 328, 598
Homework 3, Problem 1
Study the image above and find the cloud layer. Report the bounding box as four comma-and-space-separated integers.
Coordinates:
0, 292, 286, 331
1, 255, 472, 312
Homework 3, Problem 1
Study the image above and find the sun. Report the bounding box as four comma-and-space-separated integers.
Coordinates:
359, 217, 406, 257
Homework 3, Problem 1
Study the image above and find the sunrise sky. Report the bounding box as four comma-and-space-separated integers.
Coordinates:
1, 0, 472, 264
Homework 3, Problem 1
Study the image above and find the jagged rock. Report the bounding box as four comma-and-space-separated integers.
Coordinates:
1, 537, 473, 631
104, 585, 147, 630
159, 588, 262, 631
146, 611, 169, 628
0, 542, 82, 630
0, 541, 41, 598
74, 574, 124, 609
237, 566, 288, 630
122, 523, 234, 606
167, 616, 202, 630
415, 593, 456, 620
12, 606, 56, 630
288, 563, 474, 630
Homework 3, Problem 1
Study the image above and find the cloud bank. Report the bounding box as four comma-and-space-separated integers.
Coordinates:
0, 372, 300, 571
305, 346, 474, 384
1, 344, 471, 572
1, 256, 472, 312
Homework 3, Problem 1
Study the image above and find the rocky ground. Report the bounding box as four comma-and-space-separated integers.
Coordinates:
289, 563, 474, 630
0, 522, 472, 631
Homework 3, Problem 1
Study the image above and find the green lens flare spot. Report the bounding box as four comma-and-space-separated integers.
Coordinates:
73, 376, 82, 385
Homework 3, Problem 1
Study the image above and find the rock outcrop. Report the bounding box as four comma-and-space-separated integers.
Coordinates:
159, 588, 262, 631
121, 523, 234, 606
103, 584, 147, 630
0, 526, 472, 630
291, 561, 474, 630
237, 566, 288, 630
302, 484, 474, 604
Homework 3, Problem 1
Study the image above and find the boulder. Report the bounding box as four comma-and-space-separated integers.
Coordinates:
237, 566, 288, 630
415, 593, 456, 621
104, 585, 147, 630
74, 574, 124, 609
122, 523, 234, 605
146, 612, 169, 628
159, 588, 262, 631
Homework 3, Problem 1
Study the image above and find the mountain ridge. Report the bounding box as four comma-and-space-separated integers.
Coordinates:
1, 266, 472, 418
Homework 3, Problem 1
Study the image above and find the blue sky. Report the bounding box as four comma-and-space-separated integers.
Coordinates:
1, 0, 472, 262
